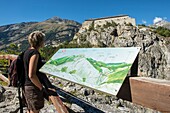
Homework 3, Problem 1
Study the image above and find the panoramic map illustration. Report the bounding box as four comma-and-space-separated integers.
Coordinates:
40, 47, 140, 95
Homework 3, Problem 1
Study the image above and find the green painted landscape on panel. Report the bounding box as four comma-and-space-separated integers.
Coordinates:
47, 56, 131, 84
40, 47, 140, 95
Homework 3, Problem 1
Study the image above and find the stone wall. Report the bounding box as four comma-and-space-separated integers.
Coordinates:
93, 15, 136, 26
79, 15, 136, 33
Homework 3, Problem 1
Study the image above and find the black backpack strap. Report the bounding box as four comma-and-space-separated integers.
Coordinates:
18, 86, 23, 113
18, 51, 25, 113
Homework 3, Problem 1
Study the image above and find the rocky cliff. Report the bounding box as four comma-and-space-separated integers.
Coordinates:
72, 23, 170, 81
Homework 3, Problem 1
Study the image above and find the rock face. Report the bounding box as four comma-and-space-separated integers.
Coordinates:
72, 23, 170, 81
0, 86, 58, 113
0, 84, 160, 113
0, 86, 20, 113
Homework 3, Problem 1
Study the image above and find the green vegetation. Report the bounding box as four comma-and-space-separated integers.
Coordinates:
103, 21, 117, 28
44, 54, 132, 86
155, 27, 170, 37
79, 34, 87, 42
100, 28, 105, 32
88, 21, 95, 31
0, 41, 93, 62
48, 55, 78, 66
138, 24, 146, 27
86, 58, 131, 84
69, 70, 77, 74
40, 46, 58, 60
0, 59, 9, 75
107, 63, 131, 69
0, 59, 8, 67
4, 43, 21, 55
61, 67, 68, 72
42, 41, 92, 60
126, 22, 133, 26
96, 24, 101, 28
111, 21, 117, 27
0, 47, 10, 74
88, 20, 117, 31
106, 69, 129, 83
82, 78, 86, 82
86, 58, 131, 74
0, 80, 8, 86
59, 83, 63, 87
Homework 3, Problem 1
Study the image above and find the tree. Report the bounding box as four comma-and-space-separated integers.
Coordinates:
6, 43, 20, 55
155, 27, 170, 37
164, 30, 170, 37
40, 46, 57, 60
88, 21, 95, 31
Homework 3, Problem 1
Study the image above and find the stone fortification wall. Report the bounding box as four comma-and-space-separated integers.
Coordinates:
79, 15, 136, 33
93, 15, 136, 26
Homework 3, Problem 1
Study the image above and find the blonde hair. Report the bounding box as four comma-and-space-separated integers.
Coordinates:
28, 31, 45, 48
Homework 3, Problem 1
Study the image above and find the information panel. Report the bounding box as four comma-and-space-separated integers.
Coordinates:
40, 47, 140, 95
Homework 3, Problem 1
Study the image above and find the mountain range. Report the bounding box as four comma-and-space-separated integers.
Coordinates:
152, 20, 170, 29
0, 16, 81, 50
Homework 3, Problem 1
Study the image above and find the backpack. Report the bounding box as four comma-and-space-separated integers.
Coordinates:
8, 51, 25, 87
8, 51, 25, 113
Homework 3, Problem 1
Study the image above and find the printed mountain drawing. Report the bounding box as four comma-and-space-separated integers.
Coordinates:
40, 47, 140, 95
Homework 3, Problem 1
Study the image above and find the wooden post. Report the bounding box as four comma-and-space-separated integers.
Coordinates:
0, 73, 9, 83
130, 77, 170, 113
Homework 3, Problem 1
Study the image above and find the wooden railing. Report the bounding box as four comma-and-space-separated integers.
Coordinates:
0, 54, 18, 85
0, 54, 17, 65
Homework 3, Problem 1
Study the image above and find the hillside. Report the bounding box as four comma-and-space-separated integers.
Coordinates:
0, 16, 81, 51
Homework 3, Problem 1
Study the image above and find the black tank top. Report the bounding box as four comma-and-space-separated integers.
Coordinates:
23, 49, 44, 86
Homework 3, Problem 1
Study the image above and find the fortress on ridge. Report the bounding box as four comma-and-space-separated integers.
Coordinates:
79, 15, 136, 32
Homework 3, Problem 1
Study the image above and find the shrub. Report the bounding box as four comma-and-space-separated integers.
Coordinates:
138, 24, 146, 27
88, 21, 95, 31
155, 27, 170, 37
126, 22, 133, 26
103, 21, 117, 28
111, 21, 117, 27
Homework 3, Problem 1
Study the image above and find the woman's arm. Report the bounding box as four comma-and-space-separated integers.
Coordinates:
29, 54, 43, 90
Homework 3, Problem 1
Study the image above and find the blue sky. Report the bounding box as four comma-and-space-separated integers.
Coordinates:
0, 0, 169, 26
